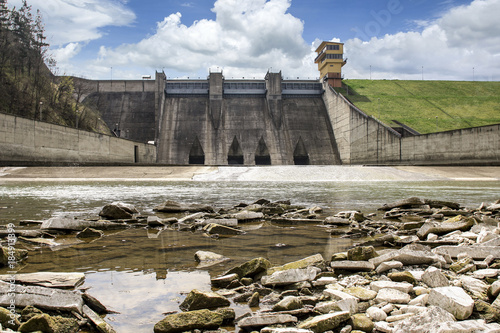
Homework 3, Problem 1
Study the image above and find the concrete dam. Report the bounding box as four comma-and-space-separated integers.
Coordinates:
75, 72, 500, 167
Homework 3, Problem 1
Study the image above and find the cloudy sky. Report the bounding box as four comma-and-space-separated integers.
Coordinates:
8, 0, 500, 80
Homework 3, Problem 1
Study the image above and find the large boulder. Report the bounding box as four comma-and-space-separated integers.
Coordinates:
391, 305, 455, 333
237, 313, 298, 330
179, 289, 229, 311
369, 244, 446, 267
153, 309, 223, 333
99, 202, 138, 220
417, 216, 476, 239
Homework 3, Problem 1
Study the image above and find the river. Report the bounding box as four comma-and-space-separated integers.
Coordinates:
0, 166, 499, 332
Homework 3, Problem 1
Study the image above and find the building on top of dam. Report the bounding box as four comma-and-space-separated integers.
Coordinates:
315, 41, 347, 88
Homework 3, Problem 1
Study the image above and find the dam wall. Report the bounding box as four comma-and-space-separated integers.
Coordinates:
157, 73, 341, 165
0, 113, 156, 166
323, 84, 500, 166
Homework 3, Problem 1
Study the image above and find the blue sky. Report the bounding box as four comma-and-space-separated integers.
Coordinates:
8, 0, 500, 80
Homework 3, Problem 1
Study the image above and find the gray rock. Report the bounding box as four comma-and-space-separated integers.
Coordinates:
347, 246, 378, 261
225, 257, 271, 279
330, 260, 375, 272
194, 251, 230, 268
428, 286, 474, 320
422, 267, 449, 288
313, 301, 339, 314
370, 281, 413, 293
153, 309, 223, 333
375, 260, 403, 274
488, 280, 500, 299
392, 306, 455, 333
323, 289, 358, 314
272, 296, 303, 312
154, 200, 214, 213
0, 272, 84, 289
210, 273, 239, 288
417, 216, 476, 239
436, 319, 500, 333
297, 311, 350, 333
369, 246, 446, 267
147, 216, 165, 227
237, 313, 297, 330
202, 218, 238, 227
459, 275, 489, 299
83, 305, 116, 333
99, 202, 138, 220
234, 210, 264, 221
0, 281, 83, 313
267, 254, 324, 275
179, 289, 230, 311
261, 267, 319, 286
434, 245, 500, 260
41, 217, 126, 231
366, 306, 387, 321
76, 227, 103, 239
261, 328, 314, 333
375, 288, 411, 304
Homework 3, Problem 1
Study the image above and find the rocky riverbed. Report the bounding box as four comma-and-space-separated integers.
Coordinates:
0, 196, 499, 332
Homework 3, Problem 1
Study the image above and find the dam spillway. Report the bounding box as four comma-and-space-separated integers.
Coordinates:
157, 72, 341, 165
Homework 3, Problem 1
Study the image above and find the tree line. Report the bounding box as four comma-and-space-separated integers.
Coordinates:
0, 0, 109, 133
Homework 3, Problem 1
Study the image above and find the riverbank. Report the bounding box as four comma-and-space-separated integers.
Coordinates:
1, 165, 499, 182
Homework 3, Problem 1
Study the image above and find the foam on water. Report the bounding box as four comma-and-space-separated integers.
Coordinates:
193, 165, 445, 182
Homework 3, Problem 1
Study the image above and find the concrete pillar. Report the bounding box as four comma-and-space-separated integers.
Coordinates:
265, 71, 283, 129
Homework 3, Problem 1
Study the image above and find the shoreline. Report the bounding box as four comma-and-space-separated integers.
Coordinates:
0, 165, 499, 182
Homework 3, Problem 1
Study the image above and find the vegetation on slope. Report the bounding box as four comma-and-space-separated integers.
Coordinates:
0, 0, 110, 134
338, 80, 500, 134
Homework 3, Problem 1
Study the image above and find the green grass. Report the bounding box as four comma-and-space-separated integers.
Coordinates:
338, 80, 500, 134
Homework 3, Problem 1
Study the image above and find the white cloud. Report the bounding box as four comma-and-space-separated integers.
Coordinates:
344, 0, 500, 80
89, 0, 315, 79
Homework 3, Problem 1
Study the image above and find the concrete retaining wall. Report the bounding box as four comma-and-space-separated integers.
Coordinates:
323, 83, 500, 166
0, 113, 156, 166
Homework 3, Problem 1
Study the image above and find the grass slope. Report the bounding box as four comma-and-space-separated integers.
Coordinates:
338, 80, 500, 134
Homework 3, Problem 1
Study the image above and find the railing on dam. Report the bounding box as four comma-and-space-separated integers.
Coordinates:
165, 79, 324, 97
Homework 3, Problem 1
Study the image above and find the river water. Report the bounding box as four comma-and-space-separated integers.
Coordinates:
0, 166, 499, 332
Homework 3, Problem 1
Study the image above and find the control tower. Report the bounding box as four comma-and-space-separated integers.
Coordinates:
315, 41, 347, 87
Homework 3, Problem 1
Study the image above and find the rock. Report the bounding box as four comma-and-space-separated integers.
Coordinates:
248, 292, 260, 307
147, 216, 165, 227
83, 305, 116, 333
388, 271, 417, 284
0, 272, 85, 289
378, 197, 426, 211
437, 319, 500, 333
99, 202, 138, 220
272, 296, 303, 312
214, 307, 235, 323
211, 273, 239, 288
202, 223, 244, 235
375, 261, 403, 274
234, 210, 264, 221
297, 311, 350, 333
82, 293, 109, 315
18, 313, 79, 333
41, 217, 127, 231
76, 227, 103, 239
350, 313, 374, 333
488, 280, 500, 299
0, 306, 20, 330
261, 328, 314, 333
179, 289, 230, 311
408, 293, 429, 306
323, 289, 358, 314
313, 301, 340, 314
261, 267, 319, 287
195, 251, 230, 268
225, 257, 271, 279
428, 286, 474, 320
366, 306, 387, 321
422, 267, 449, 288
0, 281, 83, 313
347, 246, 378, 261
417, 216, 476, 239
324, 216, 350, 225
391, 306, 455, 333
369, 245, 446, 268
330, 260, 374, 272
0, 246, 28, 267
375, 288, 411, 304
459, 275, 489, 299
202, 218, 238, 227
343, 287, 377, 301
154, 200, 214, 213
370, 281, 413, 293
435, 245, 500, 260
237, 313, 298, 330
473, 268, 499, 279
267, 254, 324, 275
153, 309, 223, 333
